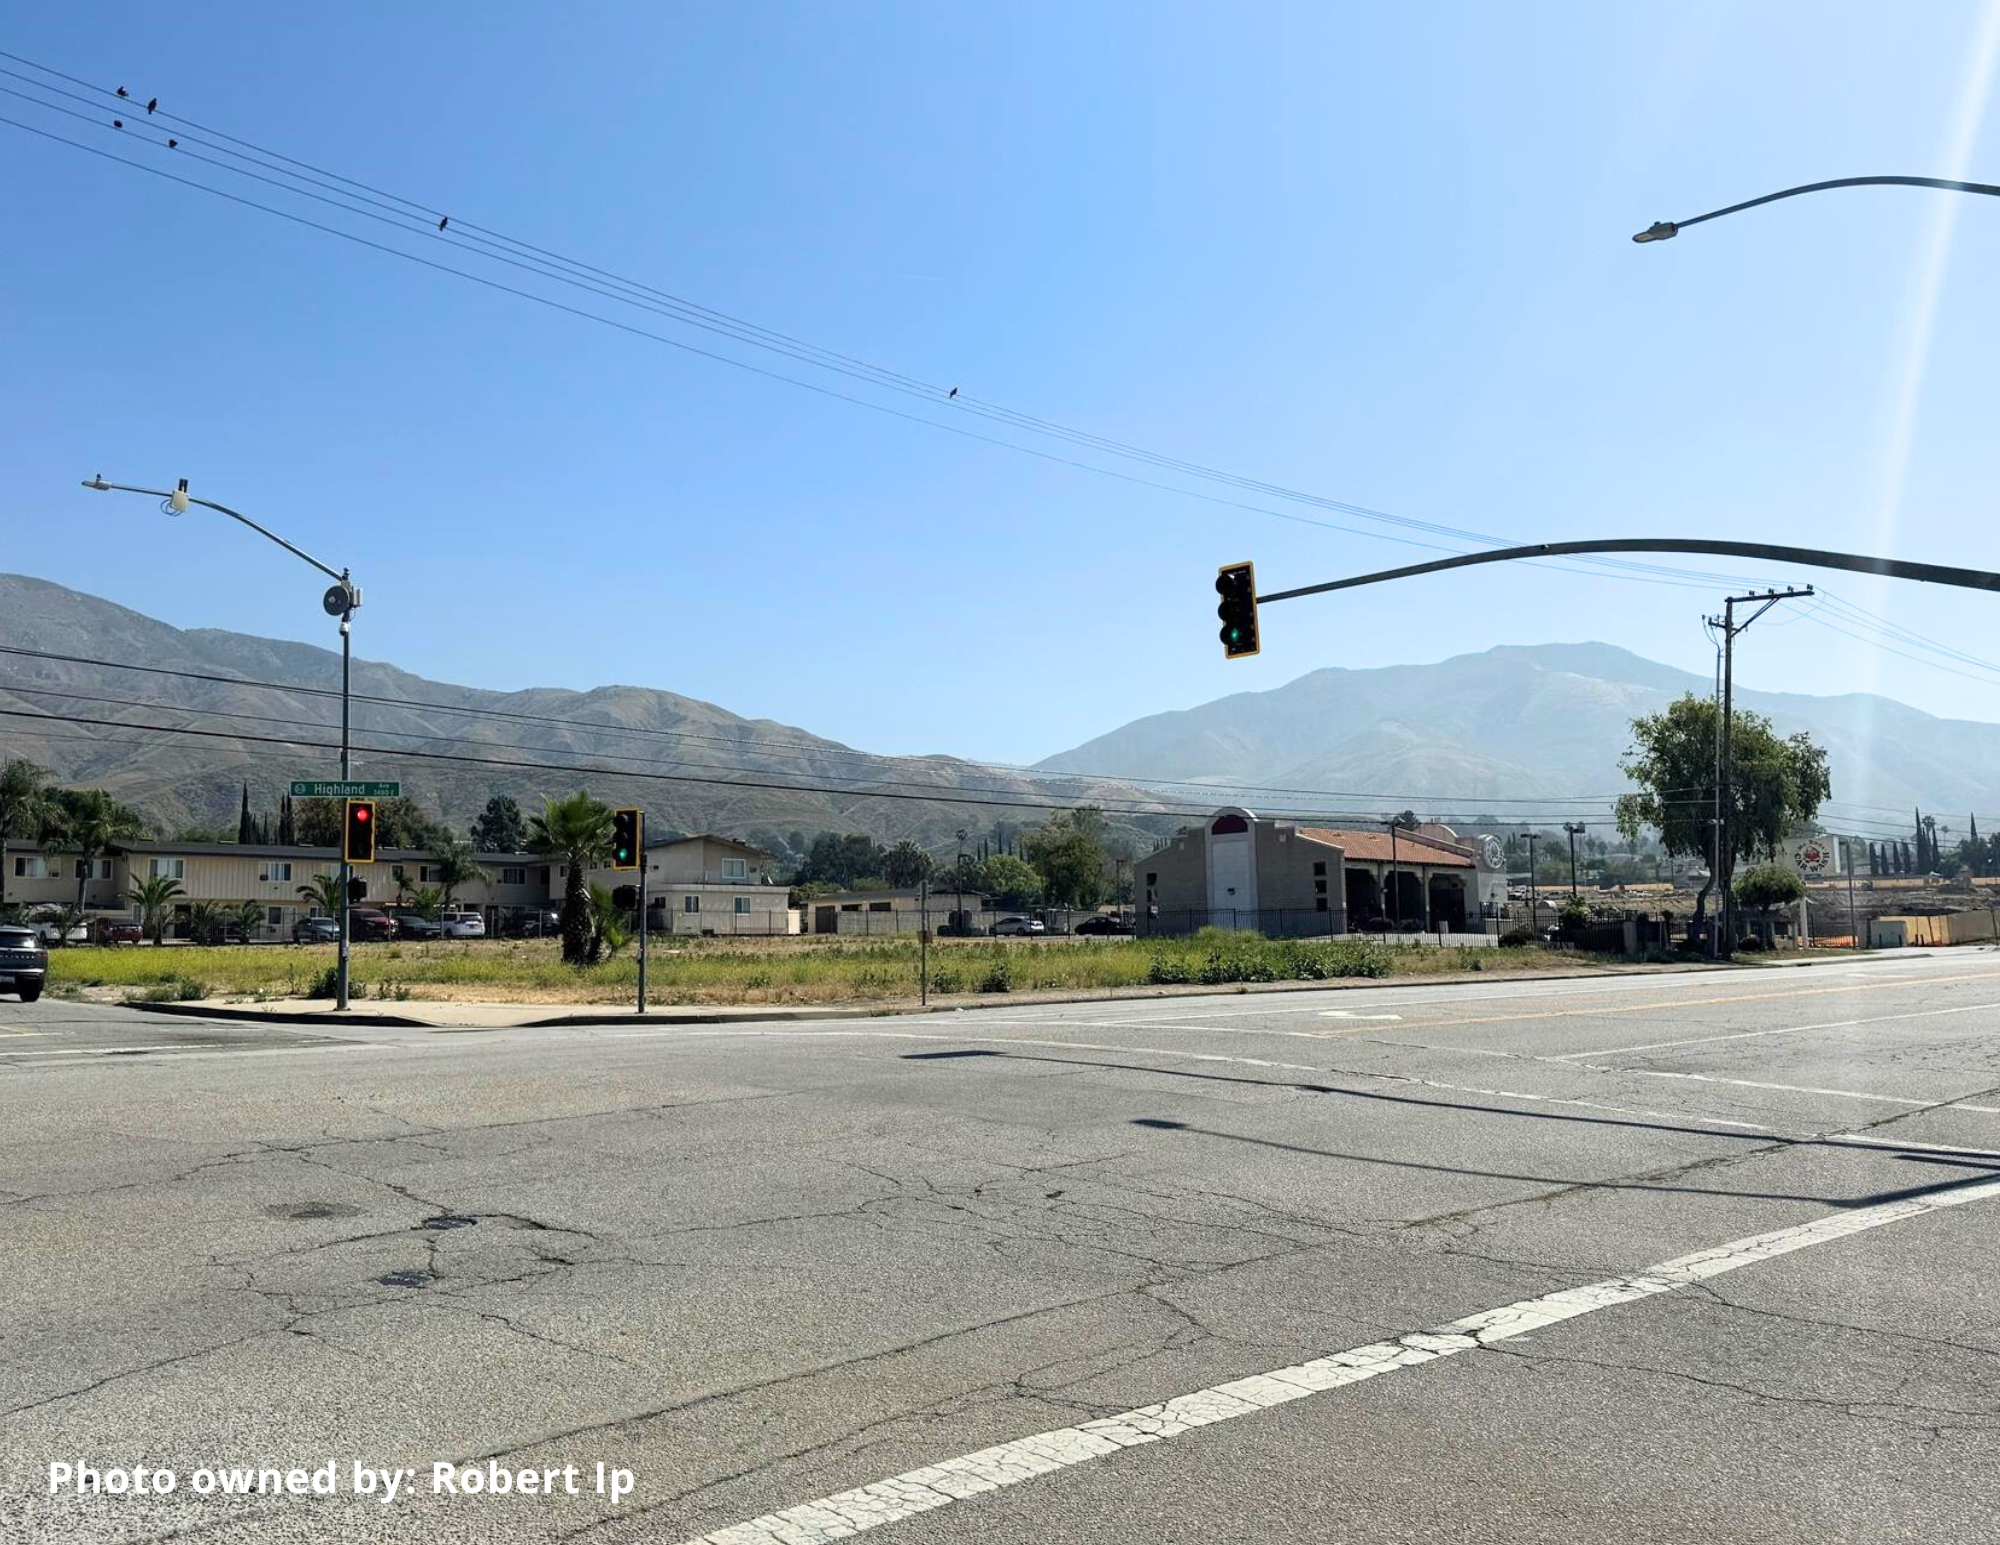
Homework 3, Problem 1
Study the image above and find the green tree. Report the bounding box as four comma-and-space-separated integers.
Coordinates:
1735, 864, 1805, 911
588, 883, 629, 960
232, 899, 267, 943
1615, 695, 1830, 938
43, 788, 146, 913
186, 900, 227, 946
427, 829, 483, 908
470, 794, 528, 853
882, 841, 934, 888
294, 795, 446, 850
404, 884, 445, 921
297, 872, 347, 917
527, 791, 614, 965
976, 853, 1044, 909
1022, 810, 1107, 911
128, 873, 184, 944
0, 758, 53, 912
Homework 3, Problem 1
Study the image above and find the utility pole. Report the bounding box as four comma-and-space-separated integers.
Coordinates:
1707, 586, 1815, 956
1522, 830, 1538, 939
637, 821, 648, 1015
919, 875, 929, 1006
1563, 822, 1586, 896
1845, 837, 1860, 952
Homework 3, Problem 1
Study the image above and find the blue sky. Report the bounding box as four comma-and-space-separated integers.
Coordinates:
4, 2, 1998, 767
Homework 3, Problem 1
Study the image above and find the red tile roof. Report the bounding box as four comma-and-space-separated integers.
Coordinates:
1295, 828, 1475, 867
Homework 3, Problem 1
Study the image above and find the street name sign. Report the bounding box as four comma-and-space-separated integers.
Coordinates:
291, 781, 402, 798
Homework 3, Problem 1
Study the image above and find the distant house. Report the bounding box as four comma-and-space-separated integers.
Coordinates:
802, 887, 994, 936
1137, 808, 1506, 937
562, 834, 795, 935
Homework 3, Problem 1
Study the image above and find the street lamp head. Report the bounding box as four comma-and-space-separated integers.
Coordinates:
168, 478, 189, 514
1632, 220, 1679, 244
81, 474, 109, 491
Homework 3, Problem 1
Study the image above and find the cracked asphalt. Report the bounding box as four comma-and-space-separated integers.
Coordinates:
7, 950, 2000, 1543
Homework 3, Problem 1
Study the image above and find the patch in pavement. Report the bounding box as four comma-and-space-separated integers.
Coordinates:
265, 1201, 364, 1220
375, 1269, 433, 1289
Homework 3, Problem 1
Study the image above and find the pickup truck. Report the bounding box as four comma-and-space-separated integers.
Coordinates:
0, 924, 48, 1002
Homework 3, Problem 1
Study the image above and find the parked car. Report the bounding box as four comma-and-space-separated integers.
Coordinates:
505, 908, 562, 939
31, 917, 88, 946
390, 910, 442, 941
440, 908, 486, 939
1074, 915, 1132, 936
992, 916, 1046, 936
88, 917, 143, 945
293, 916, 339, 944
350, 910, 399, 942
0, 923, 48, 1002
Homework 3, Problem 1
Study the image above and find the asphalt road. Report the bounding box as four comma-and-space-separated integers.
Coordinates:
7, 951, 2000, 1543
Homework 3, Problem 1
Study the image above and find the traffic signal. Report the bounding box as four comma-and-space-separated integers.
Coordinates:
1216, 561, 1260, 659
611, 807, 642, 870
343, 798, 376, 864
347, 876, 368, 904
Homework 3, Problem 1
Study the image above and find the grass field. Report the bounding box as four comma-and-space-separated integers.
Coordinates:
43, 930, 1649, 1006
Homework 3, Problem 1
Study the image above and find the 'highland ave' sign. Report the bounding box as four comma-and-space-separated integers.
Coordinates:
290, 781, 402, 798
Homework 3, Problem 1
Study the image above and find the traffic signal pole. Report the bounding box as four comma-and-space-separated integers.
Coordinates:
638, 830, 648, 1016
338, 608, 351, 1011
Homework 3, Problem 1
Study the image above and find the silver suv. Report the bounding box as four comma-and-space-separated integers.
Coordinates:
0, 924, 48, 1002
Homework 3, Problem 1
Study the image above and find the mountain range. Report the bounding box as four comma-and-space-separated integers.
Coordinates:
3, 576, 1991, 852
1037, 641, 1998, 833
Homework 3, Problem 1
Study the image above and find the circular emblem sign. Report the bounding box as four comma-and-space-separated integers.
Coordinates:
1793, 839, 1829, 878
1480, 835, 1504, 870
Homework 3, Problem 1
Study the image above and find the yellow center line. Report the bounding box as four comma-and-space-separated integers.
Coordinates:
1334, 971, 2000, 1032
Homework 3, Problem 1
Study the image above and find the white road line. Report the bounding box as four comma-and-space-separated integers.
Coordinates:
607, 1028, 1767, 1131
1827, 1133, 2000, 1159
1550, 998, 2000, 1060
680, 1170, 2000, 1545
1598, 1066, 2000, 1116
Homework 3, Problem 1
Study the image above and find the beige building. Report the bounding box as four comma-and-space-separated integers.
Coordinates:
803, 888, 996, 936
1139, 808, 1504, 937
559, 835, 796, 936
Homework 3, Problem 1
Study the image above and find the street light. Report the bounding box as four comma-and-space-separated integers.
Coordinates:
1564, 822, 1587, 897
81, 476, 363, 1010
1632, 175, 2000, 244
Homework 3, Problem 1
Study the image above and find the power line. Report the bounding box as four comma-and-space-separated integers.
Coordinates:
0, 644, 1703, 806
0, 54, 1787, 597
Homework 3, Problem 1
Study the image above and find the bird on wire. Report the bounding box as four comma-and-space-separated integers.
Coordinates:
948, 386, 958, 399
166, 138, 177, 149
115, 85, 128, 98
438, 216, 449, 231
111, 118, 122, 129
146, 97, 157, 113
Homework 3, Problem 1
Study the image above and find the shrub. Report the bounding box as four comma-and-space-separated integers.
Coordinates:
305, 964, 341, 1000
1146, 952, 1192, 985
928, 965, 964, 995
129, 977, 206, 1003
1499, 926, 1537, 948
1735, 934, 1767, 952
977, 955, 1014, 993
1558, 898, 1591, 932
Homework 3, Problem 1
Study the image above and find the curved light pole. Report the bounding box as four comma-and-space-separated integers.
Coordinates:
1634, 175, 2000, 243
80, 476, 362, 1010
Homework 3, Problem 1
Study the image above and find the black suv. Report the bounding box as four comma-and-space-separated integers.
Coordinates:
0, 923, 48, 1002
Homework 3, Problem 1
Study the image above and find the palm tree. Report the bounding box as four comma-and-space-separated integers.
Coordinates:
428, 830, 483, 910
297, 872, 346, 918
405, 883, 444, 921
128, 873, 184, 944
187, 900, 226, 947
527, 792, 613, 965
0, 759, 52, 912
232, 899, 267, 944
44, 788, 145, 913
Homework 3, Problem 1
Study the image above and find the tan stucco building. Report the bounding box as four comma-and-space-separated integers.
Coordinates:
1138, 808, 1505, 937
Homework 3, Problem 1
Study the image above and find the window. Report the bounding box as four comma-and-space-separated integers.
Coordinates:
1316, 896, 1329, 912
867, 901, 891, 913
266, 907, 283, 926
392, 865, 406, 884
1211, 814, 1249, 835
1314, 879, 1327, 895
77, 858, 113, 880
722, 857, 748, 880
1312, 861, 1327, 877
501, 867, 526, 886
735, 897, 752, 915
150, 858, 185, 880
259, 862, 293, 882
1146, 872, 1157, 887
683, 895, 700, 914
420, 865, 438, 883
538, 867, 551, 887
13, 856, 50, 879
